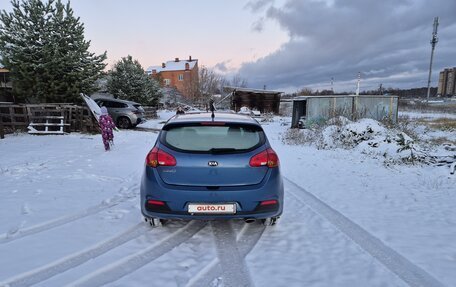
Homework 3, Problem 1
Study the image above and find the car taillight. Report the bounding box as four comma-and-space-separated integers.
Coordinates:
260, 200, 278, 206
146, 147, 176, 167
249, 148, 279, 168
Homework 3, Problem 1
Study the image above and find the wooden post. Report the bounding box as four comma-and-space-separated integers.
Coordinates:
0, 113, 4, 139
9, 106, 14, 131
81, 108, 87, 132
388, 96, 393, 121
68, 106, 73, 132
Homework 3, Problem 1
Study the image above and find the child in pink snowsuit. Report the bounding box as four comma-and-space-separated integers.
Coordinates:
99, 107, 116, 151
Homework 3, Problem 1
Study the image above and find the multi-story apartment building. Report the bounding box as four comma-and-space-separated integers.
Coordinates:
146, 56, 198, 99
437, 67, 456, 96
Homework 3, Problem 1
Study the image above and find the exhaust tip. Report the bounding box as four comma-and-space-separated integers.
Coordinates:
244, 218, 256, 224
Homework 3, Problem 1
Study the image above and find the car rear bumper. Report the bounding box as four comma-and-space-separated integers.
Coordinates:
140, 167, 284, 220
122, 113, 145, 126
136, 118, 146, 125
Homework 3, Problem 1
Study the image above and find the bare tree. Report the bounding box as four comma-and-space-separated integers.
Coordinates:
297, 87, 313, 96
183, 66, 249, 107
199, 66, 222, 100
230, 74, 248, 88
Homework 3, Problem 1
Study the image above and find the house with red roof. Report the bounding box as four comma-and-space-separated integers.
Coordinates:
147, 56, 199, 99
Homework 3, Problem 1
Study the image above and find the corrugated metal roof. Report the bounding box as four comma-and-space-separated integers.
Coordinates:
224, 86, 282, 94
146, 59, 198, 73
293, 95, 398, 101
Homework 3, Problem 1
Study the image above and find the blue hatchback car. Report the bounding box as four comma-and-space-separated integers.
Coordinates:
140, 112, 283, 226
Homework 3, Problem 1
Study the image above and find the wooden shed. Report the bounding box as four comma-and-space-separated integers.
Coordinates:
225, 87, 282, 114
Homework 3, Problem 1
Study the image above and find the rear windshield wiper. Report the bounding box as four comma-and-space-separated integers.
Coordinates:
208, 148, 237, 153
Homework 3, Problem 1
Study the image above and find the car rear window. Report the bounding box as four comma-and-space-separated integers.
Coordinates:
161, 124, 264, 153
102, 101, 127, 108
133, 104, 144, 111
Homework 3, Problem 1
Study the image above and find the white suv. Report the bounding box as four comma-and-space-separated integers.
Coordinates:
95, 98, 145, 129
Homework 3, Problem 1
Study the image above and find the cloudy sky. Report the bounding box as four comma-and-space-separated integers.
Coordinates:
1, 0, 455, 93
240, 0, 456, 92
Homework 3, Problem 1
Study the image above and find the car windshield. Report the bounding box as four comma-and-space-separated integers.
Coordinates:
162, 124, 263, 152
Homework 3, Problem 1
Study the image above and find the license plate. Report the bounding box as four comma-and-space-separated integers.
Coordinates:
188, 203, 236, 214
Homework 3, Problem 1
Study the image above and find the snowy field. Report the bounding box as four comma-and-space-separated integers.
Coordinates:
399, 110, 456, 120
0, 110, 455, 287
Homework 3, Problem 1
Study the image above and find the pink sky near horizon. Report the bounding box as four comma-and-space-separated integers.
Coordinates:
65, 0, 288, 72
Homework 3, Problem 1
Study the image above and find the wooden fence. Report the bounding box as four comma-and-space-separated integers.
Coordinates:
0, 104, 99, 137
143, 106, 158, 119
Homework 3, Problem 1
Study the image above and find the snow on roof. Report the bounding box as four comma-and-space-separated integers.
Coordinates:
146, 59, 198, 74
224, 86, 283, 94
293, 95, 399, 100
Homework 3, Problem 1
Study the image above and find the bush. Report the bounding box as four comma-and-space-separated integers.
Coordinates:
281, 128, 319, 146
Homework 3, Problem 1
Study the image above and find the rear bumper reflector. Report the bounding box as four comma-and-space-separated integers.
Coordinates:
145, 200, 171, 213
254, 200, 279, 212
147, 200, 165, 206
260, 200, 278, 206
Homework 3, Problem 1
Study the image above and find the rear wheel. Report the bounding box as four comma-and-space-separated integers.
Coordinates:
117, 117, 131, 129
262, 217, 279, 226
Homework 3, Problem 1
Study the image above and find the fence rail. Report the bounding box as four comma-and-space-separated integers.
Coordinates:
142, 106, 158, 119
0, 103, 99, 137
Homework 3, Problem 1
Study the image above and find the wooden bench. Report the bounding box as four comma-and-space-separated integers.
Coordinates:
28, 116, 69, 134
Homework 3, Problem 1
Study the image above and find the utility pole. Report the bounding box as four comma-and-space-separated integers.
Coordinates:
355, 72, 361, 96
426, 17, 439, 102
331, 77, 334, 94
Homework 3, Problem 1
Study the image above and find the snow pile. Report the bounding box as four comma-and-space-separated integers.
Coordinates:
284, 117, 426, 163
321, 118, 387, 149
238, 106, 251, 115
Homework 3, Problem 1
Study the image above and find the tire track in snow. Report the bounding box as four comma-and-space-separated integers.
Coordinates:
67, 221, 206, 287
0, 223, 148, 287
0, 183, 139, 244
283, 177, 445, 287
186, 222, 266, 287
210, 221, 254, 287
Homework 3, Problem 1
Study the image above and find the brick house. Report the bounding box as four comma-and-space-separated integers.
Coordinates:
146, 56, 198, 99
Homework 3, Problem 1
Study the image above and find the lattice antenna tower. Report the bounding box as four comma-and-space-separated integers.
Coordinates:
426, 17, 439, 102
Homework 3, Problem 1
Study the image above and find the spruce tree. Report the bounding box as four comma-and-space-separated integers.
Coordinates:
0, 0, 106, 103
107, 55, 162, 105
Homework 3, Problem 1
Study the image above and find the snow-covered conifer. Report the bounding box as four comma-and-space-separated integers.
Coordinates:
107, 55, 162, 105
0, 0, 106, 103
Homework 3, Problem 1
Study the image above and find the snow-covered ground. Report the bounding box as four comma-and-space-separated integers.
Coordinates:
399, 110, 456, 120
0, 111, 455, 287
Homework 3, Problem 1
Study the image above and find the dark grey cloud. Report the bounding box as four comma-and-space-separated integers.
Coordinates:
239, 0, 456, 92
214, 61, 229, 72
